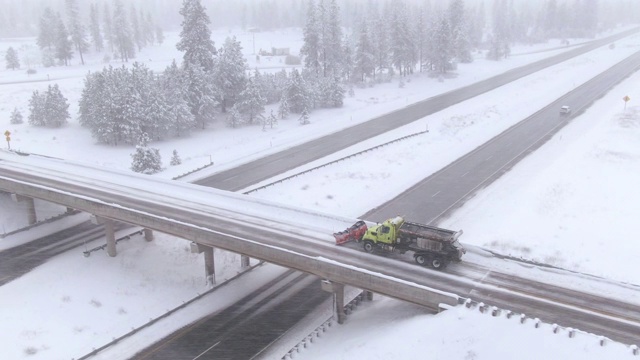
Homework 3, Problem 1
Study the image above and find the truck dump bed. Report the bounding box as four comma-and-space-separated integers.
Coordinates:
399, 221, 462, 243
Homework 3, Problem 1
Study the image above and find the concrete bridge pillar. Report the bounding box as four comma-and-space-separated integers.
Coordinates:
240, 255, 250, 269
11, 194, 37, 225
143, 228, 154, 242
321, 280, 347, 324
90, 215, 117, 257
104, 220, 116, 257
364, 290, 373, 301
190, 242, 216, 285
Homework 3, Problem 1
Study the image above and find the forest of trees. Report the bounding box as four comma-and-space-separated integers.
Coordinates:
3, 0, 640, 173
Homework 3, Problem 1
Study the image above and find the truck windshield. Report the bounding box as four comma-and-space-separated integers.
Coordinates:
381, 226, 390, 234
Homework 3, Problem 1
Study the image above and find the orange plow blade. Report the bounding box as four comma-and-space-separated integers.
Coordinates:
333, 221, 368, 245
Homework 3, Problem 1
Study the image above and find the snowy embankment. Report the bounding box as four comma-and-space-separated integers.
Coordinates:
1, 27, 640, 359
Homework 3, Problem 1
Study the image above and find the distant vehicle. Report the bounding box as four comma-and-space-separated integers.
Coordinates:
333, 216, 465, 270
560, 105, 571, 115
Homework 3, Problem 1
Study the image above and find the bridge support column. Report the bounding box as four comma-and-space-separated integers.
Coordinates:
364, 290, 373, 301
191, 242, 215, 285
104, 219, 116, 257
91, 215, 117, 257
240, 255, 250, 269
321, 280, 346, 324
143, 228, 154, 242
11, 194, 37, 225
204, 245, 215, 285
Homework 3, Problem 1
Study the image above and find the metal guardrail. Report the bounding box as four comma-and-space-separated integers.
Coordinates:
245, 129, 429, 194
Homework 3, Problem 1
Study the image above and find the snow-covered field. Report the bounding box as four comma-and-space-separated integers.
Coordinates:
1, 26, 640, 359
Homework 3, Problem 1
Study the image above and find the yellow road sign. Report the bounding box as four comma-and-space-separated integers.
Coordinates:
623, 95, 631, 102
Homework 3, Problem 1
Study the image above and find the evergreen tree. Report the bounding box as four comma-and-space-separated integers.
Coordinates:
355, 19, 375, 82
5, 47, 19, 70
488, 0, 511, 60
300, 0, 321, 75
390, 2, 415, 76
322, 0, 344, 78
113, 0, 135, 62
449, 0, 473, 63
299, 107, 310, 125
37, 7, 57, 51
28, 90, 46, 126
170, 149, 181, 166
66, 0, 89, 65
130, 133, 162, 174
103, 2, 114, 53
89, 3, 103, 52
278, 94, 290, 119
130, 4, 144, 51
215, 36, 247, 113
372, 11, 390, 78
44, 84, 70, 127
143, 11, 155, 46
55, 14, 73, 66
237, 75, 266, 125
285, 69, 311, 114
177, 0, 217, 72
10, 108, 23, 125
162, 60, 196, 136
263, 110, 278, 130
431, 10, 453, 73
177, 0, 218, 128
226, 105, 242, 128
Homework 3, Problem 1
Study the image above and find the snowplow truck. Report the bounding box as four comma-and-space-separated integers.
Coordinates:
334, 216, 465, 270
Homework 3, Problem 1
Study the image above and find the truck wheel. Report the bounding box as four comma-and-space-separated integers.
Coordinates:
414, 254, 428, 266
431, 257, 448, 270
363, 241, 376, 254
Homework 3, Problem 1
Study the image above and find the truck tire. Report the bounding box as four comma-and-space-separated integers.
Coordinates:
431, 257, 448, 270
414, 254, 428, 266
363, 241, 376, 254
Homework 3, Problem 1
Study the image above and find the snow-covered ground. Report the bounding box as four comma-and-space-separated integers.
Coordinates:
1, 26, 640, 359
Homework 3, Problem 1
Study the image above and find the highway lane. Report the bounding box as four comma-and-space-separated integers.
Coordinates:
196, 27, 639, 192
365, 49, 640, 224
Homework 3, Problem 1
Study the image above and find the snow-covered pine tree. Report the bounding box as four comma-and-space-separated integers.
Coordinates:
487, 0, 510, 60
113, 0, 135, 62
390, 3, 415, 76
5, 47, 19, 70
10, 108, 23, 124
44, 84, 70, 127
299, 107, 310, 125
170, 149, 181, 166
143, 11, 155, 46
300, 0, 321, 75
28, 90, 46, 126
66, 0, 89, 65
215, 36, 247, 113
89, 3, 103, 52
431, 10, 453, 73
130, 4, 144, 51
323, 0, 344, 78
327, 76, 344, 107
449, 0, 472, 64
55, 15, 73, 66
237, 75, 266, 125
263, 110, 278, 130
37, 7, 57, 52
177, 0, 218, 127
103, 2, 114, 53
130, 133, 162, 174
226, 105, 243, 128
285, 69, 312, 114
372, 11, 390, 80
162, 60, 196, 136
354, 19, 374, 82
278, 94, 290, 119
177, 0, 217, 72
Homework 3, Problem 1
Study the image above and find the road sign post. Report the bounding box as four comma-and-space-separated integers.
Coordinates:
4, 130, 10, 150
623, 95, 631, 111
